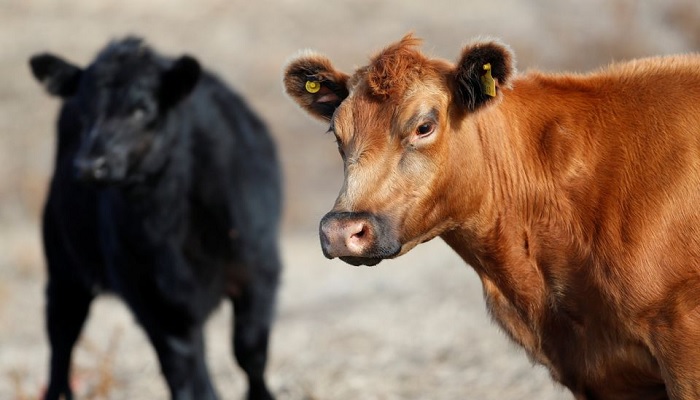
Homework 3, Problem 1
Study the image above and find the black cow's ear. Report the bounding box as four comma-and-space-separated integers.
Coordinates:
160, 55, 201, 108
283, 52, 350, 122
29, 53, 82, 98
453, 40, 515, 111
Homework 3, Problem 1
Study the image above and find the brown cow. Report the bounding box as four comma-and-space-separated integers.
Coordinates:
283, 34, 700, 399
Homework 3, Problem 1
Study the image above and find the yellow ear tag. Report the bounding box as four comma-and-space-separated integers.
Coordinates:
305, 80, 321, 94
481, 63, 496, 97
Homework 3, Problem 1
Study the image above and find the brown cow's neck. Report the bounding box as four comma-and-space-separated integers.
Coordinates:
440, 88, 592, 353
444, 82, 592, 261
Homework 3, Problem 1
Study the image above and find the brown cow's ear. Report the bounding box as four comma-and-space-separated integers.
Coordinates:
283, 52, 350, 122
453, 39, 515, 111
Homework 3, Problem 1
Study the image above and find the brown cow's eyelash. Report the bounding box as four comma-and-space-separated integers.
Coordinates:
332, 135, 345, 158
337, 143, 346, 160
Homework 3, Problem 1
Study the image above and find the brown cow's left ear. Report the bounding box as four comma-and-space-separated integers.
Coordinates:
283, 52, 350, 122
453, 39, 515, 111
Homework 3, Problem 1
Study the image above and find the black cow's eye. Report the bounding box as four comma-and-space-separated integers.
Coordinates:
416, 122, 435, 137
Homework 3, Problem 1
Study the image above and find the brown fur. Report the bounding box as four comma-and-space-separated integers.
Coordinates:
284, 35, 700, 399
365, 34, 427, 100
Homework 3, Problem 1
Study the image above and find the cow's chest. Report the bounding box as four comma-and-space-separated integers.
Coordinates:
480, 274, 666, 398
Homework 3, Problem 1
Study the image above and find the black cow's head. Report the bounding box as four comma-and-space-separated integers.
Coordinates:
30, 37, 201, 185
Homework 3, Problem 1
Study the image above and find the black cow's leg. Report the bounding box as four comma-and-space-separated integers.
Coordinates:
191, 330, 217, 399
231, 250, 280, 400
142, 321, 217, 400
44, 279, 93, 400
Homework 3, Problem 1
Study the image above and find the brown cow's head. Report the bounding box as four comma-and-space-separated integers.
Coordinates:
284, 34, 515, 266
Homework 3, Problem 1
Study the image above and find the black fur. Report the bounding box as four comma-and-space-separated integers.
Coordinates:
31, 37, 281, 400
30, 54, 82, 97
453, 40, 515, 111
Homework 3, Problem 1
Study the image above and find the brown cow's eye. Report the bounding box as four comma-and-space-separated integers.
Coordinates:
416, 122, 435, 137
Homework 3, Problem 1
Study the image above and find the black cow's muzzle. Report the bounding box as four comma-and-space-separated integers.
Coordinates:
75, 156, 110, 182
74, 153, 128, 184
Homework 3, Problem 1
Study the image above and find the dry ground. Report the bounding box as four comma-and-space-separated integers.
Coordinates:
1, 0, 699, 399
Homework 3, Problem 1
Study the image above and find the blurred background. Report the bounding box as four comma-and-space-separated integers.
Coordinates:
1, 0, 699, 399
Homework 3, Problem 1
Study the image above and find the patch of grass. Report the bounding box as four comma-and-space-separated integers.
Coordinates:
8, 368, 38, 400
74, 327, 124, 399
8, 327, 124, 400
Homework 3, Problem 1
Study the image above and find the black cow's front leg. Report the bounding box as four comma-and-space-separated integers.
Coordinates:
44, 279, 93, 400
142, 321, 217, 400
231, 249, 281, 400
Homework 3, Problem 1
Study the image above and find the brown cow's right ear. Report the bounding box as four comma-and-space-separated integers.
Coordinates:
283, 52, 350, 122
452, 39, 515, 111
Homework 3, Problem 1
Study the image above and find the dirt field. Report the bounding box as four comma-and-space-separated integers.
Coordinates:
1, 1, 699, 399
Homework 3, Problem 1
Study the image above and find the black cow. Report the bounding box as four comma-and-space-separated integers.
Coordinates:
30, 37, 281, 400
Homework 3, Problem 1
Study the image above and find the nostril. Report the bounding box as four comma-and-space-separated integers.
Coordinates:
92, 157, 106, 168
352, 226, 366, 239
75, 156, 109, 181
91, 157, 108, 180
346, 221, 371, 255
